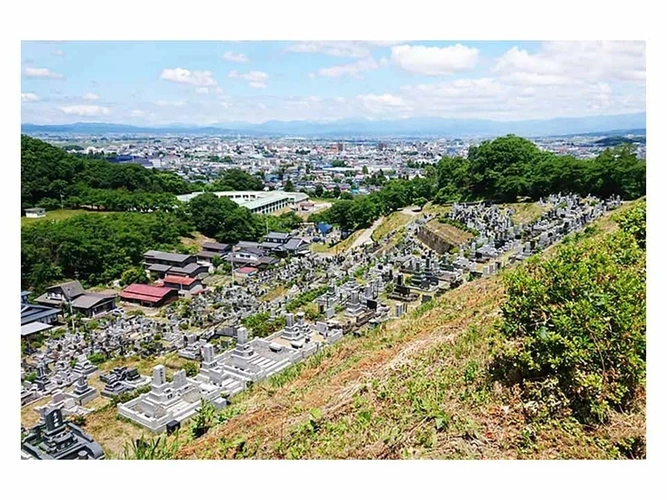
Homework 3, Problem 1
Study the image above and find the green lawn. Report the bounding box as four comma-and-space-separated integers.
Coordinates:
21, 209, 121, 227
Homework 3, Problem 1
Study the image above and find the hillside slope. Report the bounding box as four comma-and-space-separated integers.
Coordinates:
140, 201, 644, 460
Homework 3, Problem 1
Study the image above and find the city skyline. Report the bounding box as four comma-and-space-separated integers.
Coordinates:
21, 40, 646, 126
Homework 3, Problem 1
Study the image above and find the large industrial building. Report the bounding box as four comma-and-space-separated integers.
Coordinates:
176, 190, 309, 215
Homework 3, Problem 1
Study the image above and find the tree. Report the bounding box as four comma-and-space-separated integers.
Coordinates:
314, 185, 324, 197
121, 266, 149, 286
284, 179, 295, 192
467, 135, 540, 202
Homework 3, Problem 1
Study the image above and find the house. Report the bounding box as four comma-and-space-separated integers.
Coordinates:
21, 291, 59, 337
264, 232, 291, 245
119, 284, 178, 308
35, 281, 117, 318
143, 251, 207, 279
282, 237, 310, 255
197, 242, 232, 264
143, 250, 196, 269
167, 262, 209, 278
162, 275, 204, 296
201, 242, 232, 255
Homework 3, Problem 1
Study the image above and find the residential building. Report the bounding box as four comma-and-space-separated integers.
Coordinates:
35, 281, 117, 318
119, 284, 178, 308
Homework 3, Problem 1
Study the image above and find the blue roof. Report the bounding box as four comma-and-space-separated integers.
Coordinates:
317, 222, 333, 235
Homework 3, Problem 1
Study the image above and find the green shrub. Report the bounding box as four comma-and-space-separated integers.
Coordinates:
88, 352, 107, 365
492, 216, 645, 425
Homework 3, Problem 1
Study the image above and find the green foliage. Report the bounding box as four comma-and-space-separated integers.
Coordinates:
21, 135, 191, 211
285, 286, 328, 313
25, 372, 37, 383
241, 312, 286, 338
123, 434, 180, 460
185, 192, 263, 243
121, 266, 149, 286
209, 168, 264, 191
614, 199, 645, 249
21, 211, 191, 293
88, 352, 107, 365
192, 400, 217, 438
437, 215, 479, 237
109, 384, 152, 406
182, 361, 199, 377
492, 212, 646, 424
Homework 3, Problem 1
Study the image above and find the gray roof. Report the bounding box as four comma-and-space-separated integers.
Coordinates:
21, 304, 59, 325
197, 250, 221, 259
21, 322, 54, 337
147, 263, 172, 272
284, 238, 308, 251
144, 250, 193, 264
202, 242, 231, 252
47, 281, 85, 299
266, 231, 290, 240
71, 293, 116, 310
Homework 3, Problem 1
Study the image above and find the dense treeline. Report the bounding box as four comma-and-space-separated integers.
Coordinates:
492, 200, 646, 425
313, 135, 646, 232
21, 135, 192, 211
21, 212, 193, 293
206, 169, 265, 192
185, 192, 302, 243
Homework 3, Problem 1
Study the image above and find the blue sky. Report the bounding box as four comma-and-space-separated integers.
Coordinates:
21, 41, 646, 125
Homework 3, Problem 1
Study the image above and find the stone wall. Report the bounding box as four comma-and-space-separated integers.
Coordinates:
417, 225, 453, 255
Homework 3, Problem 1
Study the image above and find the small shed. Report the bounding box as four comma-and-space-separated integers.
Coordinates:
25, 207, 46, 218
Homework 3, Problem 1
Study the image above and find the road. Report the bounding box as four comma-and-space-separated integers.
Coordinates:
350, 216, 385, 250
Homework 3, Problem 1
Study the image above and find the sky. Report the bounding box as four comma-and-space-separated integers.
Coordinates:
20, 40, 646, 125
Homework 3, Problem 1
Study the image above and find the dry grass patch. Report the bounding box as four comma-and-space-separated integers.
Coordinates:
372, 212, 411, 242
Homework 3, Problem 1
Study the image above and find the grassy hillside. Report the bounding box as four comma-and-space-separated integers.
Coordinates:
118, 200, 645, 460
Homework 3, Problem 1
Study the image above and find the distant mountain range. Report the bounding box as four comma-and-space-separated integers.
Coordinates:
21, 113, 646, 138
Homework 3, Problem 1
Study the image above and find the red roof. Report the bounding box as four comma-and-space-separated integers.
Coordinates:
163, 274, 197, 286
120, 284, 173, 303
236, 266, 258, 274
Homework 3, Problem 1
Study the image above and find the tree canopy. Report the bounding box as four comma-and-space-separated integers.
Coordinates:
21, 135, 191, 211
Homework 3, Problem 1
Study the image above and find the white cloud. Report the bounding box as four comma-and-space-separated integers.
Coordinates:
160, 68, 217, 86
222, 51, 248, 63
130, 109, 145, 117
83, 92, 99, 100
286, 41, 371, 58
24, 67, 63, 79
318, 58, 378, 78
494, 42, 646, 84
60, 105, 110, 116
357, 93, 409, 116
195, 87, 209, 95
53, 49, 64, 56
21, 93, 40, 102
228, 70, 269, 88
390, 44, 479, 76
307, 73, 316, 79
156, 100, 186, 107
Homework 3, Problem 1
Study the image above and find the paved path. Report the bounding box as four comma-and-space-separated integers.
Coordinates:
350, 216, 385, 250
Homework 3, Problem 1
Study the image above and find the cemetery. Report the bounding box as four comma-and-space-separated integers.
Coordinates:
19, 194, 624, 454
